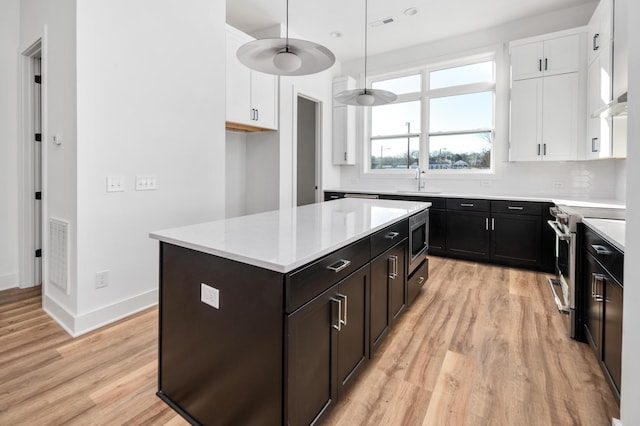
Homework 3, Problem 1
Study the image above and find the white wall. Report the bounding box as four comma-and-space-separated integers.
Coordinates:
0, 0, 20, 290
620, 0, 640, 423
20, 0, 79, 320
226, 130, 248, 218
296, 96, 317, 206
245, 130, 280, 215
336, 2, 622, 202
70, 0, 226, 334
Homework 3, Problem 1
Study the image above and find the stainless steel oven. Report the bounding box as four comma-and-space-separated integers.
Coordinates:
409, 209, 429, 274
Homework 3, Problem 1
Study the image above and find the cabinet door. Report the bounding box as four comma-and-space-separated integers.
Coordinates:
389, 243, 407, 322
337, 266, 369, 396
510, 78, 542, 161
428, 209, 446, 253
543, 34, 580, 76
226, 27, 252, 125
491, 213, 541, 267
542, 72, 578, 161
584, 253, 604, 357
286, 285, 338, 426
251, 70, 278, 130
370, 254, 391, 352
511, 41, 544, 80
446, 211, 490, 259
588, 0, 612, 66
603, 279, 622, 396
332, 105, 356, 165
586, 51, 612, 159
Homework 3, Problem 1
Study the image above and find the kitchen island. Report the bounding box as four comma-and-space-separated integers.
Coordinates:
150, 198, 430, 425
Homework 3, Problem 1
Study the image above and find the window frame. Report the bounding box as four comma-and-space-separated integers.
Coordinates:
363, 54, 497, 176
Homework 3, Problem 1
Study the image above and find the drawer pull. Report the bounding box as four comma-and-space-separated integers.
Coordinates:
326, 259, 351, 273
508, 206, 524, 210
417, 276, 426, 286
591, 245, 612, 255
460, 203, 474, 207
385, 231, 400, 240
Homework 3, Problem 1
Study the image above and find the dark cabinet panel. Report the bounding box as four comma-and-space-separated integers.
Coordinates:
446, 198, 490, 212
408, 258, 429, 305
491, 213, 542, 267
428, 209, 446, 253
584, 252, 604, 356
603, 279, 622, 396
446, 211, 490, 258
389, 243, 407, 321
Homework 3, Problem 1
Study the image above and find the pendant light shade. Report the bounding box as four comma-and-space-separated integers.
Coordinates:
335, 0, 397, 107
237, 0, 336, 76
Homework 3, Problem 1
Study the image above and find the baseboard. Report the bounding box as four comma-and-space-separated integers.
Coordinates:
73, 289, 158, 337
43, 289, 159, 337
0, 273, 18, 291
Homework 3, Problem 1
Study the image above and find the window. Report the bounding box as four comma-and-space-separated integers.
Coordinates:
368, 58, 495, 173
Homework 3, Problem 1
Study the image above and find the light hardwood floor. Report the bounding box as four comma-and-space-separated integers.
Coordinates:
0, 257, 619, 425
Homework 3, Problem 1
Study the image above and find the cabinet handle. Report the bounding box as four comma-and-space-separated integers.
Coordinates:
544, 58, 548, 71
460, 203, 474, 207
593, 33, 600, 51
591, 244, 612, 255
592, 274, 605, 302
326, 259, 351, 273
385, 231, 400, 240
388, 255, 398, 279
417, 276, 426, 286
543, 144, 547, 156
337, 293, 347, 326
592, 137, 599, 153
491, 218, 495, 231
485, 218, 489, 231
344, 152, 347, 161
538, 59, 542, 72
331, 297, 342, 331
255, 109, 259, 121
537, 144, 541, 156
508, 206, 524, 210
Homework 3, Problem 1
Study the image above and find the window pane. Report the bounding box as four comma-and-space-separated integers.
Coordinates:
371, 136, 419, 170
430, 61, 493, 89
372, 74, 421, 95
371, 101, 421, 136
428, 132, 491, 170
429, 91, 492, 133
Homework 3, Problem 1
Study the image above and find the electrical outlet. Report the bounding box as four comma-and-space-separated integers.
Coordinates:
106, 176, 124, 192
135, 175, 157, 191
201, 283, 219, 309
96, 270, 109, 289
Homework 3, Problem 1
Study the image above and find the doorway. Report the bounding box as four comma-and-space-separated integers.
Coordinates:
296, 96, 320, 207
19, 41, 43, 289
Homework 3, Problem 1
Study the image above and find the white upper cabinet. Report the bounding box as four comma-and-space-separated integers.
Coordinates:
509, 28, 586, 162
511, 34, 581, 81
332, 76, 356, 165
226, 25, 278, 131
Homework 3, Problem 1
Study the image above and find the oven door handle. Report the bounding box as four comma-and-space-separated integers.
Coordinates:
547, 220, 571, 241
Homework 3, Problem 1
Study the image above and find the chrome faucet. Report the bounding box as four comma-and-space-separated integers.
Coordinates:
415, 167, 425, 190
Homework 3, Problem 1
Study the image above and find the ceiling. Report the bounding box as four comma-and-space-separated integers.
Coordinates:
226, 0, 596, 63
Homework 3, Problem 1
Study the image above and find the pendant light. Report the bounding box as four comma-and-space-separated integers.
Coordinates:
334, 0, 397, 106
237, 0, 336, 76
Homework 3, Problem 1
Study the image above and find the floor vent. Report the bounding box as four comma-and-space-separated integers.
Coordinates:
49, 218, 69, 294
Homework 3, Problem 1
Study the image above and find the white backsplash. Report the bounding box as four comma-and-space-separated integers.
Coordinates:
339, 159, 625, 202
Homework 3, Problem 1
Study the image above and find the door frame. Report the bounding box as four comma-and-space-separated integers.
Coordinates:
292, 92, 323, 206
18, 39, 46, 289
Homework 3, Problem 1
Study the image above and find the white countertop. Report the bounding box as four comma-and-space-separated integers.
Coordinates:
582, 218, 626, 252
150, 198, 430, 273
326, 188, 626, 209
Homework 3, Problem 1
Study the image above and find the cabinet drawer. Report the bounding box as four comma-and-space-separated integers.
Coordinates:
407, 257, 428, 305
286, 237, 370, 313
370, 220, 408, 259
584, 226, 623, 285
446, 198, 489, 212
491, 200, 542, 215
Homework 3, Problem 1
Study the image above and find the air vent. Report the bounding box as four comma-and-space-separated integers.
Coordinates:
49, 218, 70, 294
369, 17, 395, 27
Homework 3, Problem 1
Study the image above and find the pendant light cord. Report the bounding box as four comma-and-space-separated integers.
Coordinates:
285, 0, 290, 48
364, 0, 368, 93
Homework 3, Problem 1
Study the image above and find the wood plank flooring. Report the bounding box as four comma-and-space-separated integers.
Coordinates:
0, 257, 619, 425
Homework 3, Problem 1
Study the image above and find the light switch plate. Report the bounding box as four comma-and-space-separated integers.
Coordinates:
135, 175, 157, 191
106, 176, 125, 192
201, 283, 219, 309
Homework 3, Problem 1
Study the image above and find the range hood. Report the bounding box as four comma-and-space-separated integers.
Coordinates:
591, 92, 628, 118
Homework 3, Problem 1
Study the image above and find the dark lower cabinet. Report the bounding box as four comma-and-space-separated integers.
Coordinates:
286, 265, 369, 425
603, 279, 622, 394
584, 252, 604, 355
370, 241, 406, 354
446, 211, 491, 258
428, 209, 446, 253
491, 213, 542, 267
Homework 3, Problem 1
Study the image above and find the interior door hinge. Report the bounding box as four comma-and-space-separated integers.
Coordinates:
35, 249, 42, 258
35, 133, 42, 142
35, 192, 42, 200
35, 75, 41, 84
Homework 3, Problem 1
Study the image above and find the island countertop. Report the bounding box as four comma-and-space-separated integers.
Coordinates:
150, 198, 430, 273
